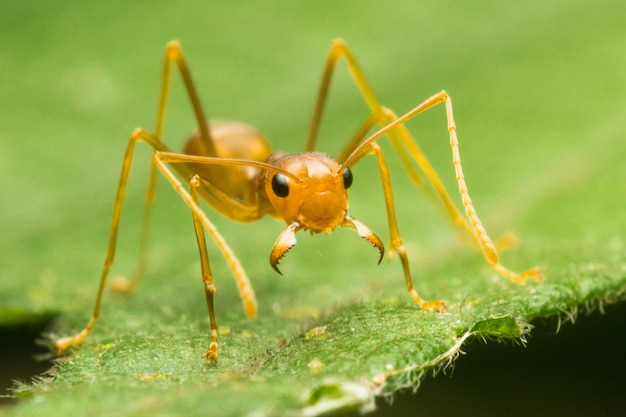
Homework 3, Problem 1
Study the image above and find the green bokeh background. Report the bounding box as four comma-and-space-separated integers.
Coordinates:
1, 1, 625, 416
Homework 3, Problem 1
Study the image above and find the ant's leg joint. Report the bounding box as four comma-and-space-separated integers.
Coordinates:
165, 41, 182, 58
205, 282, 216, 295
331, 38, 347, 49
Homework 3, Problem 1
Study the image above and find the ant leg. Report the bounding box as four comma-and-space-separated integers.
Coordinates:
110, 41, 214, 293
152, 153, 258, 319
55, 128, 167, 353
189, 175, 219, 364
368, 143, 447, 311
344, 93, 542, 284
306, 39, 380, 152
108, 41, 218, 293
109, 163, 158, 293
438, 94, 541, 282
156, 41, 215, 154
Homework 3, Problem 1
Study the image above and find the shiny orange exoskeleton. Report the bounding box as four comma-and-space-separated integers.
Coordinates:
55, 40, 541, 364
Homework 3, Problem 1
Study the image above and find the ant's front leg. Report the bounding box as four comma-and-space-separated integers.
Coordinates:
189, 175, 219, 364
367, 143, 447, 312
152, 152, 260, 363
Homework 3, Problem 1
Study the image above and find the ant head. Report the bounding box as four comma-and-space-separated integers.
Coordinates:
265, 152, 352, 233
265, 151, 384, 274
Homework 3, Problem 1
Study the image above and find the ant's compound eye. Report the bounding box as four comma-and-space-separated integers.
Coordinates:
343, 167, 353, 189
271, 173, 290, 197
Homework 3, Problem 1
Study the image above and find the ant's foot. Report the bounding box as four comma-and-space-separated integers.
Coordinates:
511, 267, 543, 284
421, 299, 448, 312
409, 289, 448, 312
203, 350, 218, 366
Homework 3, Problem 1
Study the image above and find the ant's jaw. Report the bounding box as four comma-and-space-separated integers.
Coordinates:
269, 222, 300, 274
268, 214, 385, 274
341, 215, 385, 264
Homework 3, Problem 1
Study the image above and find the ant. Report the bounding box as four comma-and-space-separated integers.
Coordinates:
55, 40, 541, 364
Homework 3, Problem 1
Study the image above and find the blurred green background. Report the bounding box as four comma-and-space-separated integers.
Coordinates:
1, 0, 625, 416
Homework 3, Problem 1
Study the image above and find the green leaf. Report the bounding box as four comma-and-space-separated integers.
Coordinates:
2, 1, 626, 416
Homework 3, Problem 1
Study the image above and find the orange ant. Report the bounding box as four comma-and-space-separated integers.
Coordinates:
55, 40, 541, 364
